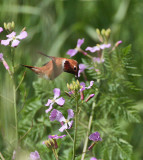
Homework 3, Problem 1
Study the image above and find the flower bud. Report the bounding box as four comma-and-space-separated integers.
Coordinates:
80, 91, 84, 100
67, 83, 70, 90
96, 28, 100, 36
101, 29, 105, 36
76, 80, 80, 86
85, 94, 95, 102
72, 81, 76, 87
22, 27, 26, 32
11, 21, 15, 29
7, 22, 11, 31
65, 91, 71, 97
96, 28, 103, 42
44, 139, 58, 149
4, 22, 7, 30
70, 84, 73, 90
115, 40, 122, 47
105, 28, 111, 39
4, 22, 15, 32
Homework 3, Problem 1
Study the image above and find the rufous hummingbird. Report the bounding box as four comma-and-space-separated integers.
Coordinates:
22, 52, 79, 80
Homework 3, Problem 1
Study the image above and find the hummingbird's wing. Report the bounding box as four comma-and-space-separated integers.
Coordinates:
38, 51, 57, 66
38, 51, 55, 60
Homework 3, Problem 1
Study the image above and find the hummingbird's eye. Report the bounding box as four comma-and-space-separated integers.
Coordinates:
74, 66, 77, 70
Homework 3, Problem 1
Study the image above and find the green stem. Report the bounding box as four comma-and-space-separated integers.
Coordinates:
52, 149, 59, 160
65, 129, 74, 142
11, 48, 18, 146
0, 152, 5, 160
72, 96, 78, 160
81, 102, 96, 160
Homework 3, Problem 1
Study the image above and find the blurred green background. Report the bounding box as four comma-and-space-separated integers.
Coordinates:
0, 0, 143, 159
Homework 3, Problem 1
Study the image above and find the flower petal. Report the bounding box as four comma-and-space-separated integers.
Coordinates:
0, 53, 3, 61
67, 109, 74, 120
85, 46, 100, 53
89, 132, 102, 141
1, 39, 11, 46
93, 57, 104, 63
53, 88, 60, 99
80, 82, 86, 92
0, 27, 3, 33
30, 151, 40, 160
90, 157, 97, 160
59, 123, 67, 132
77, 38, 84, 48
2, 59, 9, 70
67, 49, 78, 57
78, 64, 87, 77
45, 104, 53, 113
67, 120, 73, 129
11, 39, 20, 47
50, 109, 65, 122
45, 99, 52, 106
100, 43, 111, 49
55, 97, 65, 106
48, 135, 66, 139
79, 64, 87, 71
86, 81, 94, 89
16, 31, 28, 39
6, 32, 16, 38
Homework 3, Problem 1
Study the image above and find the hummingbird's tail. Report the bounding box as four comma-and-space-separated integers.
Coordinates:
21, 65, 40, 74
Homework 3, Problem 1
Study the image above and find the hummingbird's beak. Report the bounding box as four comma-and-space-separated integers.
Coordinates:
75, 71, 79, 80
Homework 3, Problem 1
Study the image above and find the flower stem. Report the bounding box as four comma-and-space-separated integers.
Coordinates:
72, 96, 78, 160
81, 102, 96, 160
0, 152, 5, 160
65, 129, 74, 142
52, 149, 59, 160
13, 83, 18, 145
11, 48, 18, 146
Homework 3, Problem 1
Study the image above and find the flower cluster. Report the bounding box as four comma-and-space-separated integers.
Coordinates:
66, 28, 122, 78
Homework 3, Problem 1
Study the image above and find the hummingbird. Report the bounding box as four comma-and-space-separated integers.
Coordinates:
22, 52, 79, 80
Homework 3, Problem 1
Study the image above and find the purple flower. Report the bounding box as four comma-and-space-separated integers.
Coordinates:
88, 132, 102, 150
30, 151, 41, 160
93, 57, 104, 64
48, 135, 66, 139
50, 109, 74, 132
86, 43, 111, 53
78, 63, 87, 77
89, 132, 102, 142
80, 81, 94, 92
0, 53, 9, 70
45, 88, 65, 113
1, 31, 27, 47
67, 38, 84, 57
90, 157, 97, 160
0, 27, 3, 33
